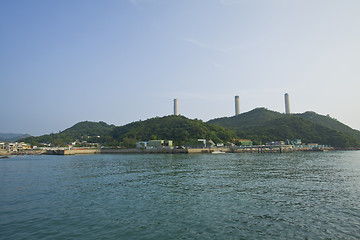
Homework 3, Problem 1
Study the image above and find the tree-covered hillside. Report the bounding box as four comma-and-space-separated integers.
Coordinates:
22, 121, 115, 146
208, 108, 360, 148
208, 108, 282, 130
298, 111, 360, 143
20, 109, 360, 149
21, 116, 236, 148
110, 115, 236, 147
235, 116, 359, 148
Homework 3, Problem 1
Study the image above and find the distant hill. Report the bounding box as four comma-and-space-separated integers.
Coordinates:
60, 121, 115, 137
0, 133, 31, 142
208, 108, 360, 148
297, 111, 360, 143
21, 121, 115, 146
110, 115, 236, 147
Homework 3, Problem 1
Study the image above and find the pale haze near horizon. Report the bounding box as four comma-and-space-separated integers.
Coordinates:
1, 0, 360, 136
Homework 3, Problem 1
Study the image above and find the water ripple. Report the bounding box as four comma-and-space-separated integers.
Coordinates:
1, 152, 360, 239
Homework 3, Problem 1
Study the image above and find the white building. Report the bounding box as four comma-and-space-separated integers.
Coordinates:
136, 141, 148, 148
6, 143, 17, 152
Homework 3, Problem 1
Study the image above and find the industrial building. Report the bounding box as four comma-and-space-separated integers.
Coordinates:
136, 140, 173, 149
235, 95, 240, 116
284, 93, 290, 114
174, 99, 179, 116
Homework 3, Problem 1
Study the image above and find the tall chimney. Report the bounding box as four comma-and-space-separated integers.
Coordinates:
235, 96, 240, 116
284, 93, 290, 114
174, 98, 179, 116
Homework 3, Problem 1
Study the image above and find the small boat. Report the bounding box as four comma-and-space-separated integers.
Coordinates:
0, 156, 9, 159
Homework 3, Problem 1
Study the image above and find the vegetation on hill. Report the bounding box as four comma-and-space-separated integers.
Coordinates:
208, 108, 360, 148
208, 108, 282, 130
297, 111, 360, 143
110, 115, 236, 148
235, 116, 358, 148
21, 121, 115, 146
21, 116, 236, 148
20, 108, 360, 149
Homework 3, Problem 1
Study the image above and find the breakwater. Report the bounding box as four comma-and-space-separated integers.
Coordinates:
41, 145, 334, 155
1, 146, 339, 156
46, 148, 189, 155
45, 149, 100, 155
45, 147, 230, 155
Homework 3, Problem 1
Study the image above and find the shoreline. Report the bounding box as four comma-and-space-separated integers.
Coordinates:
2, 146, 359, 156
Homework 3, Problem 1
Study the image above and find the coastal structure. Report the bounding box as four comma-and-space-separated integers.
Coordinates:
136, 140, 173, 149
284, 93, 290, 114
0, 141, 36, 156
235, 95, 240, 116
148, 140, 173, 148
174, 98, 179, 116
237, 139, 253, 146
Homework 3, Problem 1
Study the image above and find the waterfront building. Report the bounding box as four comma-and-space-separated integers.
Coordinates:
136, 141, 148, 148
147, 140, 173, 149
6, 143, 17, 152
17, 142, 30, 150
286, 139, 302, 145
238, 139, 253, 146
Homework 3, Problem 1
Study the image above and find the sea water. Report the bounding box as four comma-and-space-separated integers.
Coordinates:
1, 152, 360, 239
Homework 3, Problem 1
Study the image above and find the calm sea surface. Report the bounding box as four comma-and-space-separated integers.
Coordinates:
1, 152, 360, 239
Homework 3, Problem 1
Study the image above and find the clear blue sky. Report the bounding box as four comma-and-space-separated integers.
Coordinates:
1, 0, 360, 136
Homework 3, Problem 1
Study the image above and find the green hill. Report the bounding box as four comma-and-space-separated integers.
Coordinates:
22, 121, 115, 146
21, 116, 236, 148
208, 108, 360, 148
110, 115, 236, 148
21, 109, 360, 149
297, 111, 360, 143
208, 108, 282, 130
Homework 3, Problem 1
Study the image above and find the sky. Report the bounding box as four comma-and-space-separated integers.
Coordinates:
1, 0, 360, 136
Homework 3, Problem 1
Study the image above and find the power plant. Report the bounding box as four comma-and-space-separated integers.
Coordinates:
235, 95, 240, 116
174, 98, 179, 116
284, 93, 290, 114
173, 94, 290, 117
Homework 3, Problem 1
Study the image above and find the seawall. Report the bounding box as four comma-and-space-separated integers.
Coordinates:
46, 149, 101, 155
101, 148, 188, 154
42, 146, 335, 155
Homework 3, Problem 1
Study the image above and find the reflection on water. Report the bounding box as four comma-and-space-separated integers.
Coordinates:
1, 152, 360, 239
